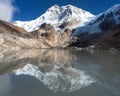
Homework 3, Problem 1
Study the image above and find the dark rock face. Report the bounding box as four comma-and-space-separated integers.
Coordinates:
40, 23, 55, 31
70, 24, 120, 49
69, 32, 101, 47
99, 12, 116, 31
59, 22, 67, 29
115, 6, 120, 15
94, 24, 120, 49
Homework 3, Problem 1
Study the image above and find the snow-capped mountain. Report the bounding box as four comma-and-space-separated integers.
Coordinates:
1, 4, 120, 49
95, 4, 120, 25
72, 4, 120, 36
14, 5, 95, 32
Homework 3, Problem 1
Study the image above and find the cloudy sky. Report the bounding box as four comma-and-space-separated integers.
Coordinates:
0, 0, 120, 22
0, 0, 17, 22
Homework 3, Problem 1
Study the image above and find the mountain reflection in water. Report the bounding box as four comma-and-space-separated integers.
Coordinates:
14, 63, 95, 92
0, 49, 120, 96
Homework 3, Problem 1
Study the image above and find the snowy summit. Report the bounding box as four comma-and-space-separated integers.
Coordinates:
14, 5, 95, 32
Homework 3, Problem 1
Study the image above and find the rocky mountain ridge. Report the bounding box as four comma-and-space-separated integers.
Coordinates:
0, 20, 74, 50
0, 4, 120, 49
14, 5, 95, 32
71, 4, 120, 48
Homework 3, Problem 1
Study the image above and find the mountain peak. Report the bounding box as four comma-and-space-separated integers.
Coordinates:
14, 4, 95, 32
47, 4, 86, 13
49, 4, 78, 9
63, 4, 79, 8
89, 3, 120, 25
48, 4, 60, 10
112, 3, 120, 8
105, 3, 120, 14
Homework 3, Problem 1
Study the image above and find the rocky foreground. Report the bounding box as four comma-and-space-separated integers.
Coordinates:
0, 20, 75, 50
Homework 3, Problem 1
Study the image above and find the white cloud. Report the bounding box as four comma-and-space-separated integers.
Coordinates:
0, 0, 16, 22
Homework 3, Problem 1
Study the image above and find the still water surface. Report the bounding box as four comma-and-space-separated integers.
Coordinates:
0, 49, 120, 96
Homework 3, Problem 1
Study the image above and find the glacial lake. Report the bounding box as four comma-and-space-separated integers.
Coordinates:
0, 49, 120, 96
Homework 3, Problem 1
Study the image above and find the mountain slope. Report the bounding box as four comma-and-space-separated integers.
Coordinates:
71, 4, 120, 48
0, 20, 74, 49
94, 24, 120, 49
0, 20, 48, 50
1, 4, 120, 49
90, 4, 120, 31
73, 4, 120, 36
14, 5, 95, 32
